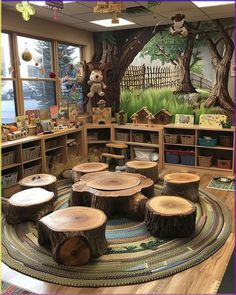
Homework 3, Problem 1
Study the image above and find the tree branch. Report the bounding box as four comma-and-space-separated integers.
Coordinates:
155, 43, 178, 66
205, 35, 221, 61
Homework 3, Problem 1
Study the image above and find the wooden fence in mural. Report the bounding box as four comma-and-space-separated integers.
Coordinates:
121, 65, 213, 91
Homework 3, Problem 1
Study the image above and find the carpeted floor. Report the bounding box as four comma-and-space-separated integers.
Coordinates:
1, 281, 35, 294
1, 180, 232, 287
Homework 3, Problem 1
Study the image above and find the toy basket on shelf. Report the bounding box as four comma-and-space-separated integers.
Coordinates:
133, 133, 144, 142
219, 135, 233, 147
150, 133, 159, 144
198, 155, 213, 167
2, 151, 16, 167
116, 131, 130, 142
24, 164, 41, 177
198, 137, 217, 147
217, 159, 232, 169
179, 150, 195, 166
2, 172, 18, 189
23, 146, 41, 161
165, 150, 180, 164
164, 134, 179, 144
180, 135, 195, 145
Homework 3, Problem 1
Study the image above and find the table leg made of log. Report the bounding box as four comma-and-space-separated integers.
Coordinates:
71, 171, 154, 220
161, 173, 200, 202
38, 207, 107, 266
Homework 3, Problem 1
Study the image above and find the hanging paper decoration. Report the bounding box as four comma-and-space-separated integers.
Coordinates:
21, 46, 32, 62
46, 1, 64, 21
94, 1, 124, 24
16, 1, 35, 21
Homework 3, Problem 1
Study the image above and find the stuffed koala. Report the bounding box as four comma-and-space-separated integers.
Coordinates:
87, 69, 106, 98
170, 13, 188, 37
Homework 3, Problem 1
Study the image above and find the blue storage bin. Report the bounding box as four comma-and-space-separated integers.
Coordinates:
165, 150, 180, 164
199, 137, 217, 147
180, 151, 195, 166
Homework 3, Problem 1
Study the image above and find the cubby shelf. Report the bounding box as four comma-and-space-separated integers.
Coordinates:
2, 163, 22, 171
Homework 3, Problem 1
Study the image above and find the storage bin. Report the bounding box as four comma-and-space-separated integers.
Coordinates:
180, 135, 195, 145
2, 150, 16, 167
24, 164, 41, 177
198, 137, 217, 147
219, 135, 233, 147
198, 155, 213, 167
180, 151, 195, 166
2, 171, 18, 189
134, 147, 155, 161
165, 150, 180, 164
150, 133, 159, 144
164, 134, 179, 144
87, 132, 98, 141
116, 131, 130, 142
133, 133, 144, 142
23, 146, 41, 161
217, 159, 232, 169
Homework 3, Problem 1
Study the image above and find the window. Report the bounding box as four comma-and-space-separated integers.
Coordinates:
17, 35, 56, 110
1, 33, 17, 123
58, 43, 83, 103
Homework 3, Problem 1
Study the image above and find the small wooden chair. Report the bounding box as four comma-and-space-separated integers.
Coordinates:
102, 141, 128, 166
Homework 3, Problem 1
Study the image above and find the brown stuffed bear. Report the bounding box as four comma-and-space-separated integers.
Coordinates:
87, 69, 106, 98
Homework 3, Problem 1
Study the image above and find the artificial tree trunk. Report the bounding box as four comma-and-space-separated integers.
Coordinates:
204, 20, 234, 111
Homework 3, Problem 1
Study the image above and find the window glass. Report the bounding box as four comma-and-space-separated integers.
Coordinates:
1, 80, 16, 123
1, 33, 12, 78
58, 43, 83, 103
17, 36, 52, 78
23, 81, 56, 111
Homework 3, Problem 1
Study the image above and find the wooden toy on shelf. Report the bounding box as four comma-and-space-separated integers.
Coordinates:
92, 99, 111, 124
130, 107, 153, 125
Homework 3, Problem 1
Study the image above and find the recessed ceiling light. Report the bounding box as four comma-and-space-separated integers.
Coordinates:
192, 1, 234, 8
90, 18, 135, 27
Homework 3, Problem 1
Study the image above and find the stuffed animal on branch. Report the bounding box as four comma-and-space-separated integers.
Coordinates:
87, 68, 106, 98
170, 13, 188, 37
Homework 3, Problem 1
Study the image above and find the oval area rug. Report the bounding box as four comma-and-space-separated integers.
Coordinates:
2, 181, 231, 287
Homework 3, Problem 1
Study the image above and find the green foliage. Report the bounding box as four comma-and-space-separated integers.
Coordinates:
120, 88, 213, 124
190, 60, 203, 75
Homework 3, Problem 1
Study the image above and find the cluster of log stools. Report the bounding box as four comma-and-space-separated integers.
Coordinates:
4, 160, 200, 267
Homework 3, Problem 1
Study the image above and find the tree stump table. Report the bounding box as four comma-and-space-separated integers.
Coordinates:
145, 196, 196, 239
71, 171, 154, 220
4, 188, 55, 224
38, 207, 107, 266
126, 160, 158, 183
72, 162, 108, 182
19, 174, 57, 198
161, 173, 200, 202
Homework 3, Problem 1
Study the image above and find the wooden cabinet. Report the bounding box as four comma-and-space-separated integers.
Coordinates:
112, 124, 163, 168
163, 124, 235, 174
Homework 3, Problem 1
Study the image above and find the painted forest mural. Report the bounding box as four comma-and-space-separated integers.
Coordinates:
85, 16, 234, 124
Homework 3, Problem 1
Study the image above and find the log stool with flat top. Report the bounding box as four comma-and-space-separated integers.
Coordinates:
145, 196, 196, 238
161, 173, 200, 202
72, 162, 108, 182
102, 142, 128, 166
19, 174, 57, 198
4, 188, 55, 224
38, 207, 107, 266
126, 160, 158, 183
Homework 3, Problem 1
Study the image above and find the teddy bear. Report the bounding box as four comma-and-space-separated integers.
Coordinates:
87, 69, 106, 98
170, 13, 188, 37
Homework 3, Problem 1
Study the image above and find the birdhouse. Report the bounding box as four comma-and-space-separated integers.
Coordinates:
153, 109, 172, 125
131, 107, 153, 125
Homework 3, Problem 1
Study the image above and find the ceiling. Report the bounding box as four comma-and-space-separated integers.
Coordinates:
2, 1, 234, 32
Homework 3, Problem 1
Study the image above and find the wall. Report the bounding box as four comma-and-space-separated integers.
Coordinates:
2, 9, 94, 62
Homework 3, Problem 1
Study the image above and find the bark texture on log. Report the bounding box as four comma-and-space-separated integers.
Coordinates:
126, 160, 158, 183
38, 207, 107, 266
161, 173, 200, 203
145, 196, 196, 238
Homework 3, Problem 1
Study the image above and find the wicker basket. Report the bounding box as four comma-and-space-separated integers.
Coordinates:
219, 135, 233, 147
180, 135, 195, 145
217, 159, 231, 169
164, 134, 179, 144
198, 155, 213, 167
23, 146, 41, 161
87, 132, 98, 141
2, 150, 16, 167
2, 171, 18, 189
116, 131, 130, 142
133, 133, 144, 143
24, 164, 41, 177
150, 133, 159, 144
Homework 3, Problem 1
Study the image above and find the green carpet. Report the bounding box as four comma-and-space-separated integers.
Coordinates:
1, 180, 232, 287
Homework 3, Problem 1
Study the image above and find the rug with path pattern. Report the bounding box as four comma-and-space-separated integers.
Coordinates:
1, 180, 232, 287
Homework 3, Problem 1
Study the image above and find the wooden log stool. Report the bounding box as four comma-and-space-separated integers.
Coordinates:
161, 173, 200, 202
102, 142, 128, 166
71, 171, 154, 220
145, 196, 196, 239
19, 174, 57, 198
72, 162, 108, 183
4, 188, 55, 224
126, 160, 158, 183
38, 207, 107, 266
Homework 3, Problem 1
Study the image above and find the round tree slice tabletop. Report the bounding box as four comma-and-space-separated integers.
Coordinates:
126, 161, 157, 169
72, 162, 108, 173
19, 174, 57, 187
87, 174, 141, 191
146, 196, 195, 216
164, 173, 200, 184
39, 207, 107, 232
9, 188, 54, 207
